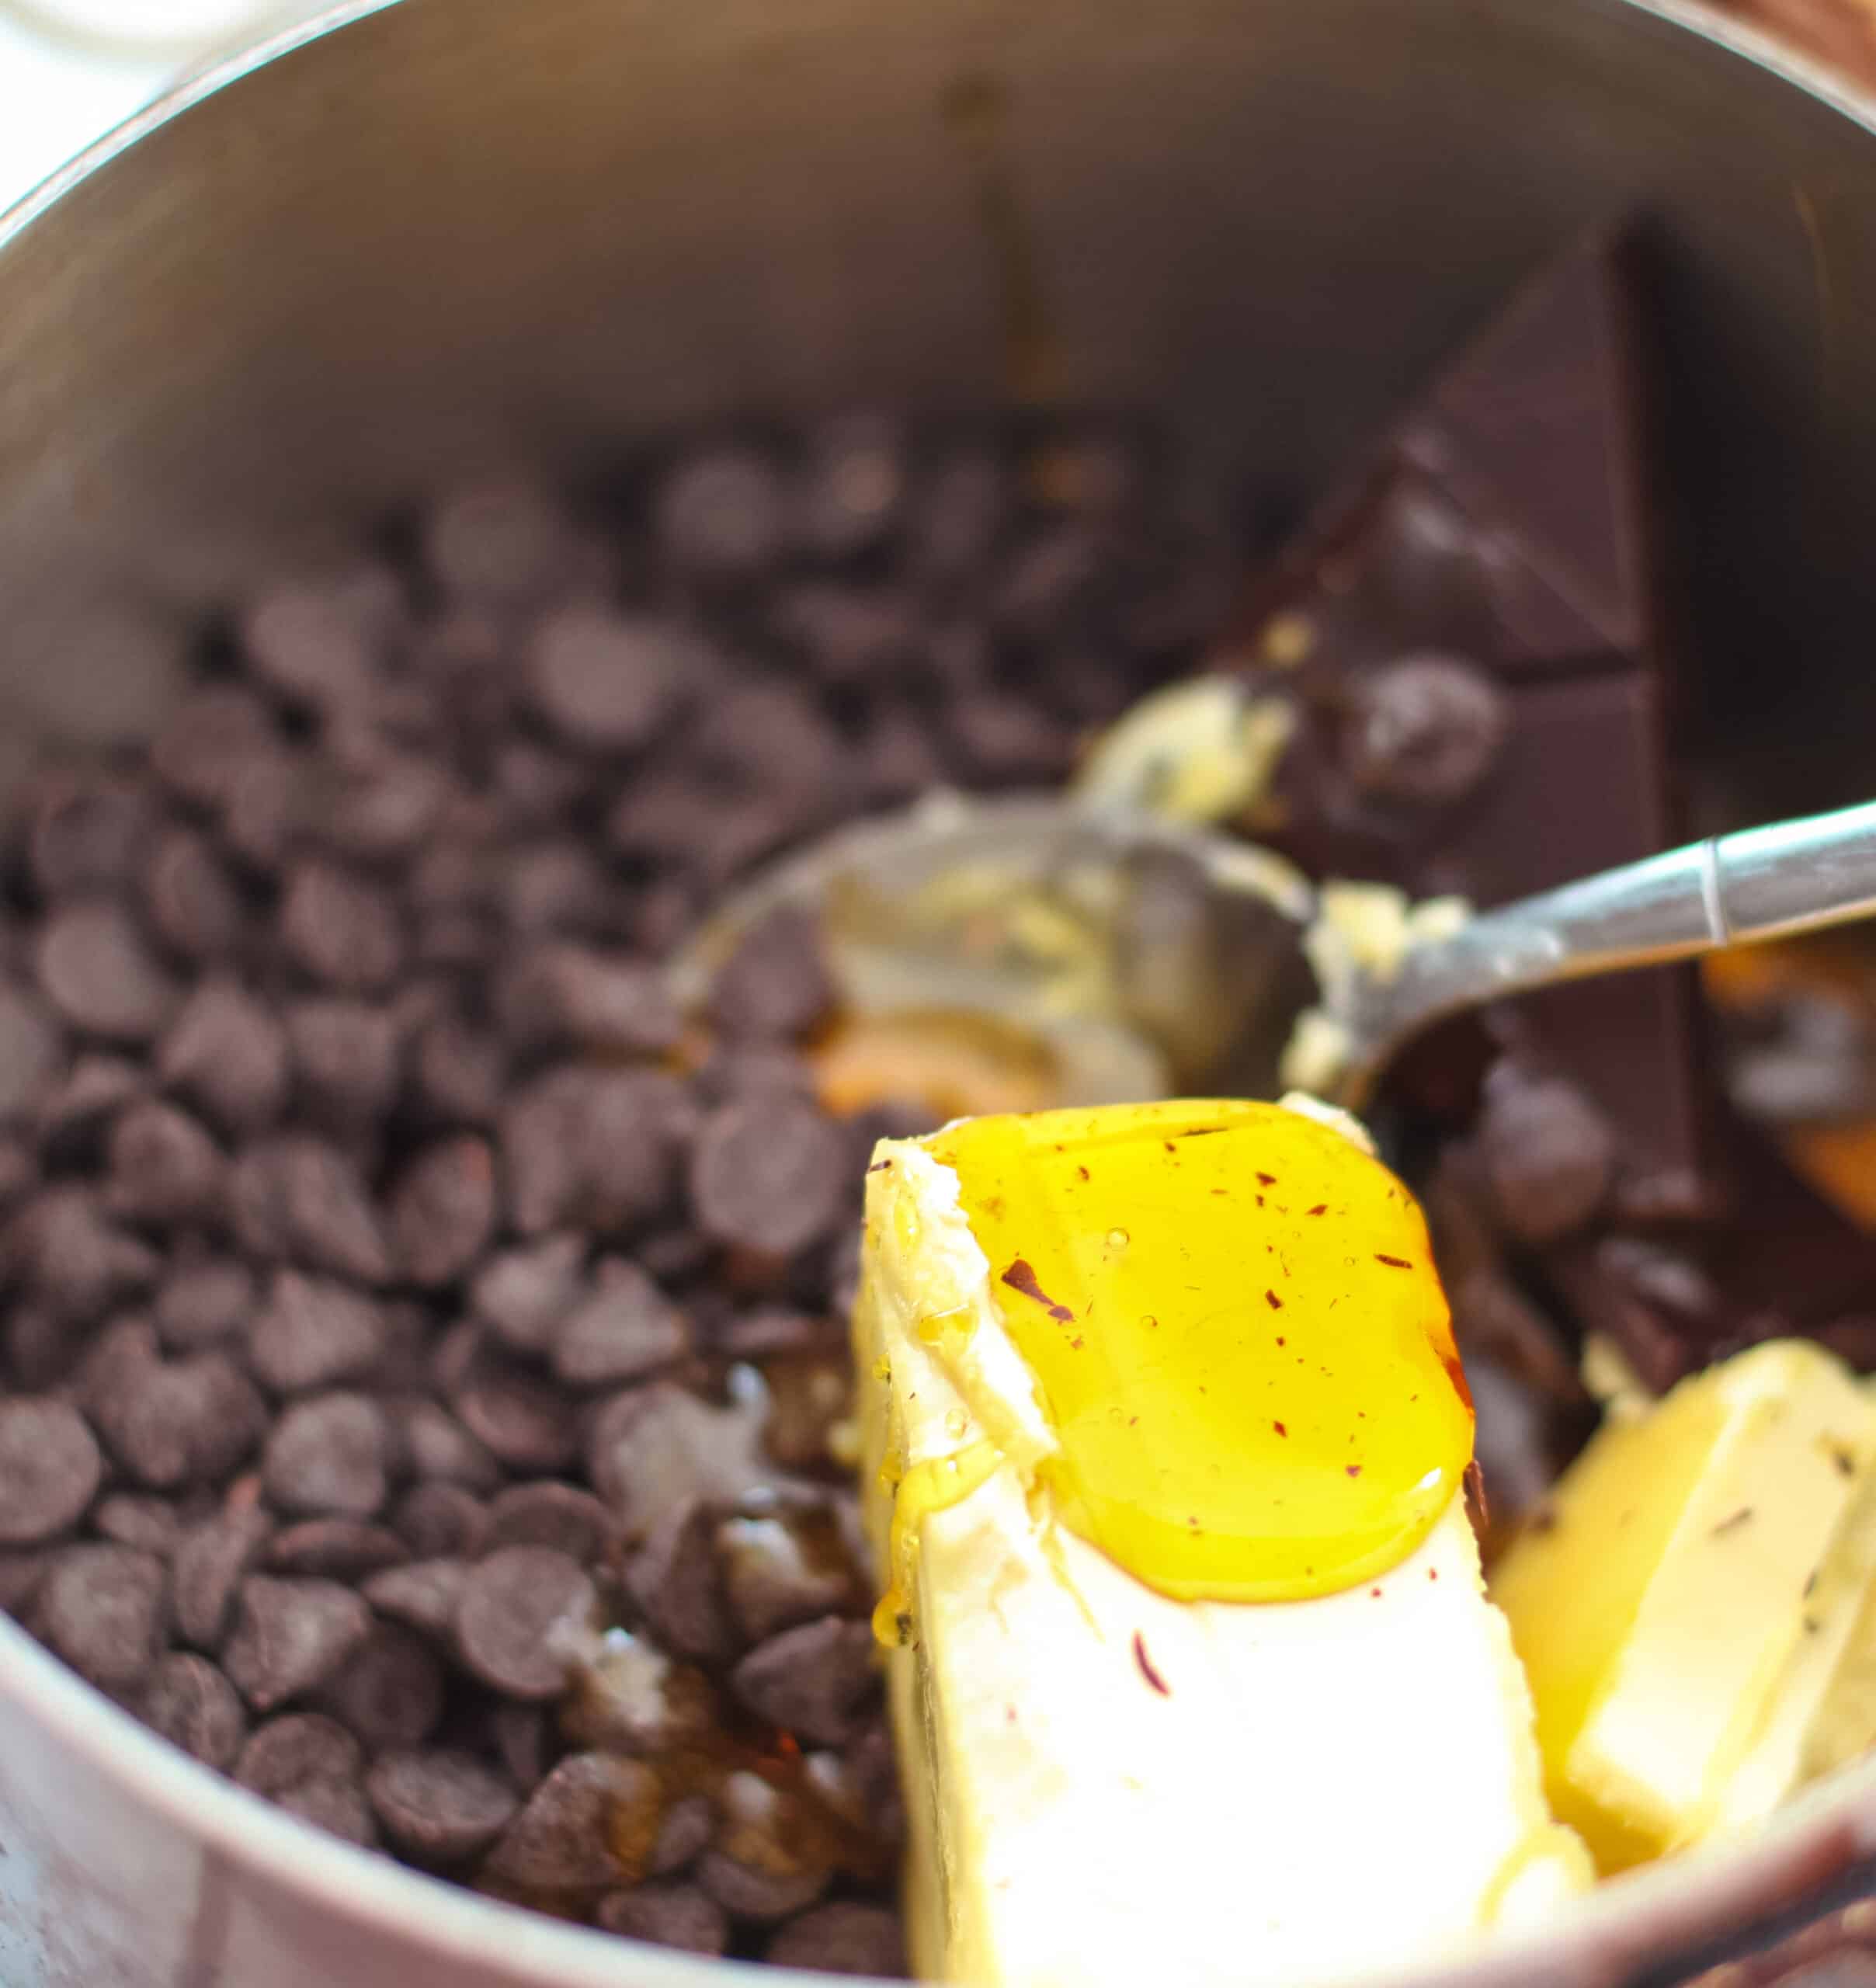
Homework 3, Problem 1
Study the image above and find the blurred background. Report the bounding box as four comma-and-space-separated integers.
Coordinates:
0, 0, 323, 213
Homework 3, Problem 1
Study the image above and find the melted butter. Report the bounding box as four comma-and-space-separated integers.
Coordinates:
925, 1099, 1473, 1604
875, 1441, 1001, 1646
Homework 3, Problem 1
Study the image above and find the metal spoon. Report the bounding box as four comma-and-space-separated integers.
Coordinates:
674, 790, 1876, 1114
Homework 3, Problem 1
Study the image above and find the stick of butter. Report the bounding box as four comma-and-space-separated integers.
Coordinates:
1492, 1339, 1876, 1871
853, 1099, 1587, 1987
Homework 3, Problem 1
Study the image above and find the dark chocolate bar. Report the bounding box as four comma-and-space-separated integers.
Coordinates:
1220, 229, 1876, 1385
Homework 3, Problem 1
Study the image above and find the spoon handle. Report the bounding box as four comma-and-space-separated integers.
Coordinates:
1337, 798, 1876, 1105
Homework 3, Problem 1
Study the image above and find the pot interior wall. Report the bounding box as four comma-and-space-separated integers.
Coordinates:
1, 0, 1874, 821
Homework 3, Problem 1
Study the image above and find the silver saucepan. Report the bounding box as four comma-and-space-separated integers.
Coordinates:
5, 2, 1876, 1984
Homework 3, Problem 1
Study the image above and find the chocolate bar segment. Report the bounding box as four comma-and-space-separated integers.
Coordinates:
1224, 228, 1876, 1393
1228, 230, 1711, 1183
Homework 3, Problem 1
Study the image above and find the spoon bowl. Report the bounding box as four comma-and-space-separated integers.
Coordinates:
676, 791, 1876, 1117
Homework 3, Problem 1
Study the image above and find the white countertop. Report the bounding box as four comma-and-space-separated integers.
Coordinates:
0, 3, 318, 217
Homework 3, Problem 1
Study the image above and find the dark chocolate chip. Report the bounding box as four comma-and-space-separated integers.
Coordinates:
2, 1188, 160, 1324
385, 1396, 501, 1492
391, 1483, 488, 1562
686, 683, 850, 818
625, 1500, 736, 1665
410, 1013, 507, 1128
315, 1620, 444, 1750
455, 1546, 596, 1701
423, 478, 580, 610
551, 1260, 688, 1388
239, 582, 377, 712
224, 1574, 373, 1712
690, 1096, 850, 1258
497, 943, 682, 1059
92, 1344, 266, 1490
596, 1883, 729, 1956
158, 978, 290, 1137
25, 771, 159, 900
142, 1651, 248, 1771
773, 582, 917, 686
992, 522, 1110, 645
707, 907, 837, 1044
1598, 1233, 1723, 1329
368, 1748, 519, 1865
173, 1503, 274, 1649
36, 1054, 143, 1166
234, 1712, 375, 1846
637, 1227, 717, 1287
248, 1270, 387, 1395
3, 1305, 72, 1392
93, 1492, 186, 1555
155, 1257, 256, 1351
523, 607, 687, 755
33, 1542, 167, 1691
495, 838, 617, 938
718, 1305, 824, 1361
481, 1482, 615, 1564
35, 901, 179, 1042
732, 1616, 878, 1747
230, 1135, 395, 1285
262, 1392, 392, 1517
606, 777, 789, 887
387, 1135, 497, 1289
655, 449, 787, 582
648, 1793, 716, 1877
363, 1557, 470, 1641
1342, 655, 1508, 806
284, 999, 401, 1130
1449, 1265, 1584, 1405
217, 751, 310, 874
907, 450, 1009, 582
471, 1233, 587, 1357
0, 983, 64, 1118
696, 1044, 819, 1109
765, 1903, 905, 1976
947, 690, 1075, 785
695, 1848, 830, 1924
151, 686, 280, 810
266, 1520, 408, 1581
490, 1701, 552, 1792
446, 1338, 581, 1475
1478, 1059, 1616, 1245
0, 1397, 102, 1543
0, 1133, 38, 1209
103, 1100, 226, 1225
492, 739, 590, 827
481, 1750, 657, 1893
144, 829, 247, 964
501, 1065, 687, 1239
278, 861, 404, 993
857, 705, 950, 807
0, 1549, 49, 1615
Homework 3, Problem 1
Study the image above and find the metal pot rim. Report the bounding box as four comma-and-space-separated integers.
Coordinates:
5, 0, 1876, 1980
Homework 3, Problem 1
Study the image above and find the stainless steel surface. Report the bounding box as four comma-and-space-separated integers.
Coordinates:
4, 1, 1876, 1986
672, 791, 1315, 1103
1334, 798, 1876, 1103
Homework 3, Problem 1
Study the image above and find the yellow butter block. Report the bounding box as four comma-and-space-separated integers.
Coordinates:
856, 1100, 1588, 1986
1492, 1340, 1876, 1871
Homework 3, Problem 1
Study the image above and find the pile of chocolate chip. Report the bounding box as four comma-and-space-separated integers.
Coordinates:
0, 417, 1230, 1971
